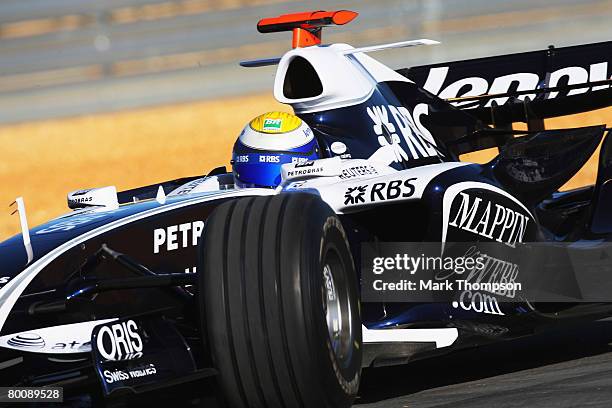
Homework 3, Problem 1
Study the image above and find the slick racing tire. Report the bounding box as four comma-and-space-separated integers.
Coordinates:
198, 193, 361, 408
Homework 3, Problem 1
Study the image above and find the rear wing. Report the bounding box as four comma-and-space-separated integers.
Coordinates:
398, 41, 612, 127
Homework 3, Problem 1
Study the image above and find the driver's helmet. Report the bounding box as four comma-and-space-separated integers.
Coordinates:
231, 111, 320, 188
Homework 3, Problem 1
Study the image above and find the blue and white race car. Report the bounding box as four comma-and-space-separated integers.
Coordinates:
0, 9, 611, 408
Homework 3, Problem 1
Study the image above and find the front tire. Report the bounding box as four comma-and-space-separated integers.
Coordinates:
199, 193, 361, 408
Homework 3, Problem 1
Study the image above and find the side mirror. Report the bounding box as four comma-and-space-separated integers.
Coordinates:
67, 186, 119, 210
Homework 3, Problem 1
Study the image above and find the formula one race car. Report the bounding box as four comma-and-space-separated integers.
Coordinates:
0, 10, 611, 408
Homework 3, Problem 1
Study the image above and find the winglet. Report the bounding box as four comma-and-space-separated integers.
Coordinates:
257, 10, 358, 48
10, 197, 33, 265
342, 39, 440, 55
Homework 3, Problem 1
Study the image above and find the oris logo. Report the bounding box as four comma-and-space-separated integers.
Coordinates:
96, 320, 143, 361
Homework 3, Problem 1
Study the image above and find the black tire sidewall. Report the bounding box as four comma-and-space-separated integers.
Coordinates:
199, 194, 361, 408
299, 200, 361, 402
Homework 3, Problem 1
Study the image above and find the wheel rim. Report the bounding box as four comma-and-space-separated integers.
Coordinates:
322, 249, 354, 367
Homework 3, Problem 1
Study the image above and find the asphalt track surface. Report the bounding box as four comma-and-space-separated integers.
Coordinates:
64, 318, 612, 408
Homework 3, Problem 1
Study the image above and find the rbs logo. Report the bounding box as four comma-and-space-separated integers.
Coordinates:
96, 320, 143, 361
